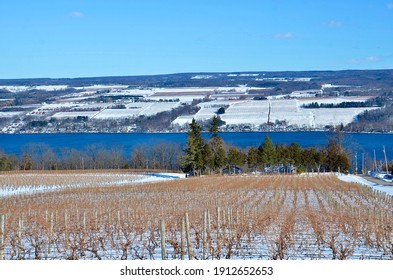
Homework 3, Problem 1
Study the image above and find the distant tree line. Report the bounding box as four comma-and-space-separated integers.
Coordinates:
302, 97, 385, 109
345, 102, 393, 132
0, 142, 182, 171
1, 117, 351, 174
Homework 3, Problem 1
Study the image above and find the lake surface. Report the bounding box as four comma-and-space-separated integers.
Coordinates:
0, 132, 392, 161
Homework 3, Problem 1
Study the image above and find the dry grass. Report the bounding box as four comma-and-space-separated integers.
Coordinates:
0, 172, 392, 260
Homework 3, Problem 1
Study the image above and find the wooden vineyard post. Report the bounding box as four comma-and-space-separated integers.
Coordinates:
160, 219, 166, 260
18, 216, 23, 260
82, 211, 86, 230
48, 212, 54, 256
64, 211, 69, 250
94, 210, 98, 231
0, 214, 4, 260
181, 216, 186, 260
185, 212, 192, 260
203, 211, 207, 260
207, 209, 211, 232
206, 209, 213, 257
216, 207, 220, 239
227, 208, 232, 239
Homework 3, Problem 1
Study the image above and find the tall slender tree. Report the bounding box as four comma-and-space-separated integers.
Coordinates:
258, 134, 276, 167
247, 147, 259, 171
208, 116, 226, 173
181, 119, 205, 176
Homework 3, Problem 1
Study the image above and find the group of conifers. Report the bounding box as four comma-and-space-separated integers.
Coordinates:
181, 116, 351, 176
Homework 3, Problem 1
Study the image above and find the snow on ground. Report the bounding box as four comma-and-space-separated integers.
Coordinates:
0, 85, 68, 92
52, 111, 97, 119
271, 111, 314, 127
152, 87, 216, 93
297, 97, 371, 107
148, 95, 206, 102
307, 107, 378, 127
191, 75, 213, 79
174, 98, 379, 128
171, 115, 195, 126
34, 85, 68, 91
222, 100, 269, 125
0, 172, 185, 197
74, 85, 129, 91
0, 86, 29, 92
194, 106, 220, 121
92, 108, 141, 119
336, 173, 393, 196
270, 99, 299, 112
0, 111, 24, 118
138, 102, 181, 116
91, 102, 181, 119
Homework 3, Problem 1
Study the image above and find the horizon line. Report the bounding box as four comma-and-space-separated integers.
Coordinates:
0, 68, 392, 81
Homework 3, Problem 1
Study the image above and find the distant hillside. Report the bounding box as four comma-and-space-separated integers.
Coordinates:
0, 69, 392, 89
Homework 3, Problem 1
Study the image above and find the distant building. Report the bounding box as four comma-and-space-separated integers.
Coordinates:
222, 166, 243, 175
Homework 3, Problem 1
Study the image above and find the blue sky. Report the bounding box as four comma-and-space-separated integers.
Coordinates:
1, 0, 392, 78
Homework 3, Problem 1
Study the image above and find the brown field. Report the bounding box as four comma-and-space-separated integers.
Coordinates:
0, 172, 392, 260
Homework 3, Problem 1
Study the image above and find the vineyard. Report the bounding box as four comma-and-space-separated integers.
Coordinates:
0, 172, 392, 260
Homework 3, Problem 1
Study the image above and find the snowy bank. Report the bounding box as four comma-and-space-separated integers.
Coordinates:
337, 173, 393, 196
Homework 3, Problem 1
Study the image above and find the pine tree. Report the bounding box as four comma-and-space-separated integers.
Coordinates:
288, 142, 302, 166
208, 116, 226, 173
202, 143, 214, 174
227, 147, 246, 167
209, 115, 220, 138
247, 147, 259, 171
0, 154, 12, 171
258, 134, 276, 167
181, 119, 206, 176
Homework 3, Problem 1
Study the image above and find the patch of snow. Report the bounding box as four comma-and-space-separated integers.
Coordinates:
336, 173, 393, 196
0, 172, 185, 197
191, 75, 213, 79
52, 111, 97, 119
0, 112, 24, 118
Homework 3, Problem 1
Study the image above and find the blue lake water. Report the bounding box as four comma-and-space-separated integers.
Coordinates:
0, 132, 392, 161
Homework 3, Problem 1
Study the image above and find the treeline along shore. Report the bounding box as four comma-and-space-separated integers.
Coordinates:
0, 116, 372, 175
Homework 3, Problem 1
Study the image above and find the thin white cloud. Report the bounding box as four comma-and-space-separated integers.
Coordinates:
327, 20, 344, 28
273, 32, 294, 39
366, 56, 380, 62
350, 55, 380, 64
387, 3, 393, 9
69, 11, 84, 18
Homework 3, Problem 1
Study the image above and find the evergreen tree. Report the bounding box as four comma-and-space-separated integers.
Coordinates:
202, 143, 214, 174
275, 144, 290, 165
210, 137, 226, 173
247, 147, 259, 171
258, 134, 276, 167
208, 116, 226, 173
302, 148, 317, 172
227, 147, 246, 167
181, 119, 206, 175
288, 142, 302, 167
0, 154, 12, 171
209, 115, 221, 138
